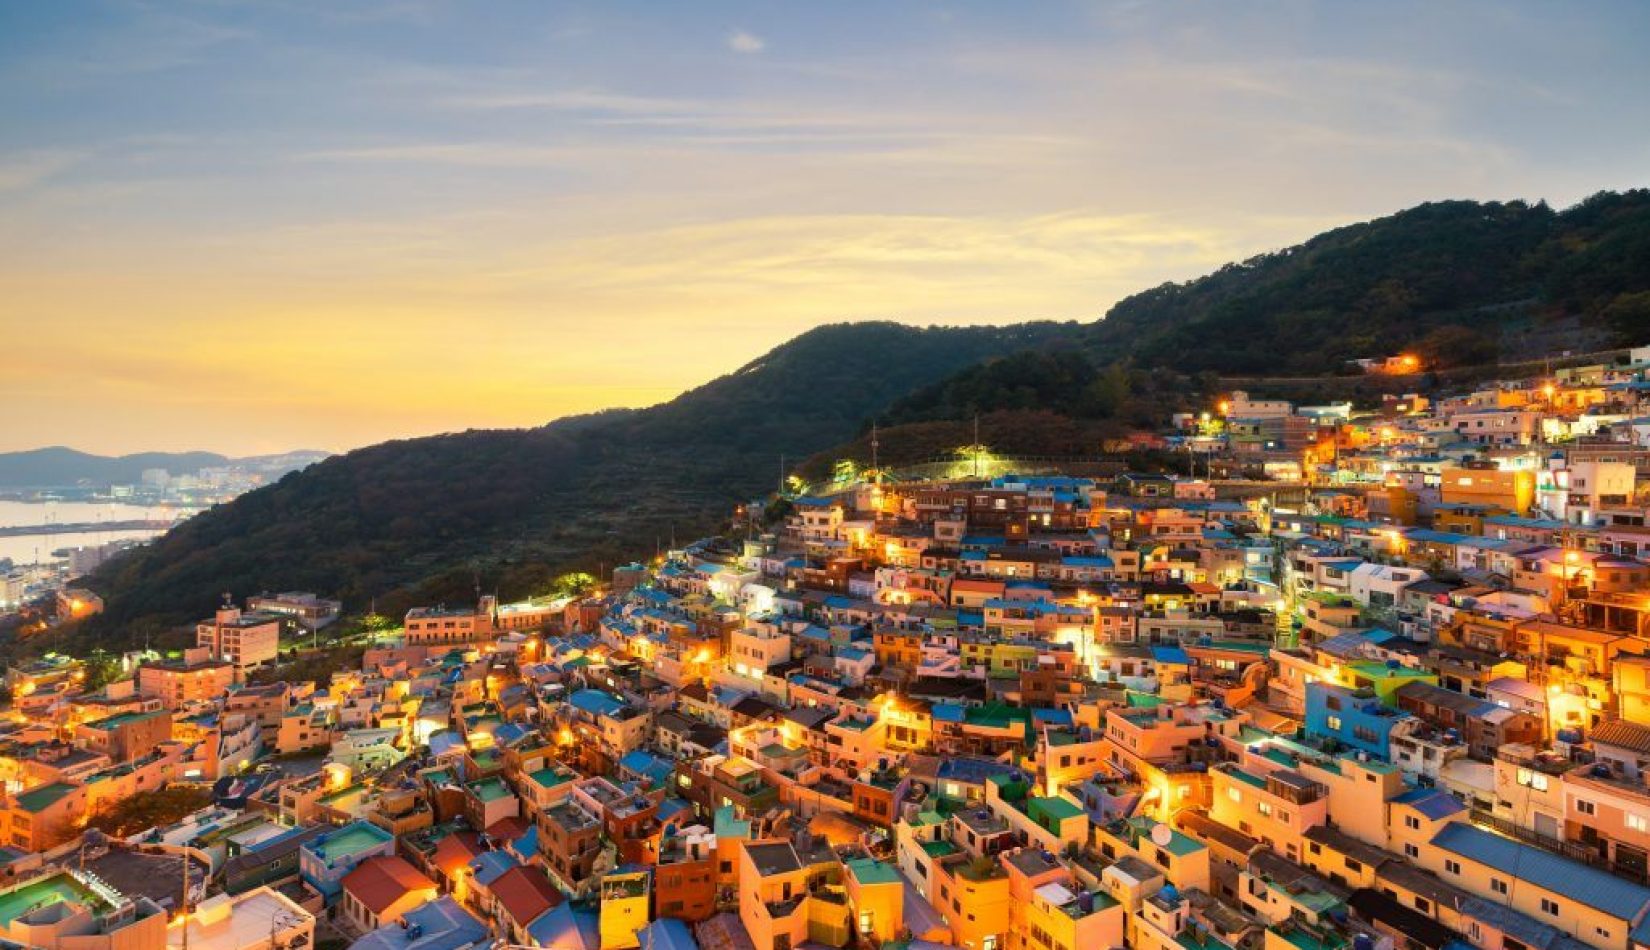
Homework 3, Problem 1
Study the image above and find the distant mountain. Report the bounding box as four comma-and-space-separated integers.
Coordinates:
69, 190, 1650, 646
0, 446, 333, 490
0, 447, 231, 488
77, 322, 1069, 639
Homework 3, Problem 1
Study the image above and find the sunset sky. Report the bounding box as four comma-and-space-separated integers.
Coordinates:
2, 0, 1647, 456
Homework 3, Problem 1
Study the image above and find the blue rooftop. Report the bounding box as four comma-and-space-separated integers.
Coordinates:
1391, 788, 1466, 821
1151, 646, 1191, 665
569, 689, 625, 718
638, 919, 699, 950
526, 902, 600, 950
351, 896, 489, 950
1432, 823, 1650, 919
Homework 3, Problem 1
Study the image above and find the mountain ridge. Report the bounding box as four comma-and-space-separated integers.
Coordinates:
65, 190, 1650, 647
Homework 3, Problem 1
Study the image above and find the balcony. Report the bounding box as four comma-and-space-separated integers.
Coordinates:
764, 897, 804, 919
1497, 749, 1574, 777
1568, 761, 1650, 804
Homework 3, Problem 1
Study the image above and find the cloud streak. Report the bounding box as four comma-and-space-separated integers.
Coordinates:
728, 30, 765, 53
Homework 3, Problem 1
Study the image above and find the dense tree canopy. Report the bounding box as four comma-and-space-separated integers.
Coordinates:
1085, 190, 1650, 374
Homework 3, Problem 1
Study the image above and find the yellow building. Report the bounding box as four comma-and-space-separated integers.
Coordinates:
1439, 466, 1535, 516
599, 869, 651, 949
844, 859, 903, 945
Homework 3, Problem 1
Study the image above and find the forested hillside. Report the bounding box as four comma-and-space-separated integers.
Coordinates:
67, 191, 1650, 646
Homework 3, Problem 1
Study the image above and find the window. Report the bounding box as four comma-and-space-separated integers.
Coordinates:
1404, 844, 1418, 858
1541, 898, 1560, 917
1404, 815, 1420, 830
1491, 878, 1508, 895
1228, 787, 1242, 803
1258, 801, 1274, 818
1578, 800, 1596, 816
1327, 715, 1343, 732
1444, 860, 1461, 875
1629, 813, 1648, 833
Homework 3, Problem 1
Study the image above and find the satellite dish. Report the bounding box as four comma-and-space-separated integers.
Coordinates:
1150, 823, 1174, 847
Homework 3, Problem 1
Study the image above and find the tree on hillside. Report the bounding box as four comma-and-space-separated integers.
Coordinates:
1415, 325, 1497, 370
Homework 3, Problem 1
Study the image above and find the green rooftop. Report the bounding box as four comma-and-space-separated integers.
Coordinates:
528, 767, 573, 788
1202, 640, 1273, 655
921, 839, 959, 858
0, 873, 109, 926
83, 709, 166, 730
307, 822, 390, 860
847, 858, 901, 886
1029, 796, 1084, 824
1274, 926, 1348, 950
1128, 818, 1202, 857
470, 776, 513, 803
965, 702, 1030, 730
14, 783, 75, 813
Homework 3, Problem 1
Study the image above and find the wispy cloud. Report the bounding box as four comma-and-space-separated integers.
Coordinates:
291, 142, 587, 167
728, 30, 765, 53
436, 88, 712, 115
0, 151, 86, 193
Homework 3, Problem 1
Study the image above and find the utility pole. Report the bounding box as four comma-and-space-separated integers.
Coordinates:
179, 850, 190, 950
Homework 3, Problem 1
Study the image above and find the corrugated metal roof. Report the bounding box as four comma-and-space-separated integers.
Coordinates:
1431, 823, 1650, 919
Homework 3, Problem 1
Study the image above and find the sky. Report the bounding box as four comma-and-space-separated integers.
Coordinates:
2, 1, 1648, 456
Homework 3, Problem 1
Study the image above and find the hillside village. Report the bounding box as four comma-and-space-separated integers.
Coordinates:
8, 348, 1650, 950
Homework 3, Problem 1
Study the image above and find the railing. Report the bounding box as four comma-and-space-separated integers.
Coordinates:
1469, 807, 1646, 882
